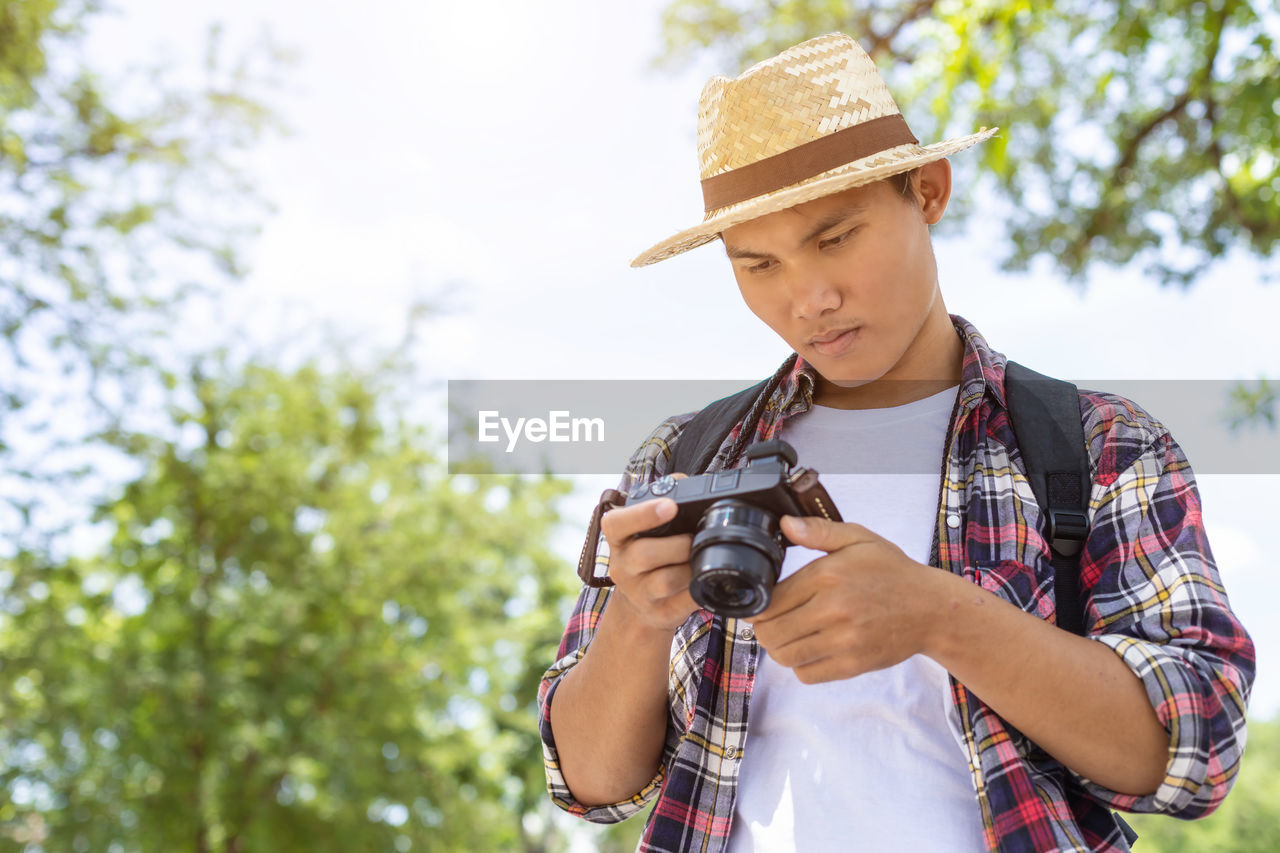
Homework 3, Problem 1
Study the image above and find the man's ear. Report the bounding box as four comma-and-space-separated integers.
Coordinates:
915, 158, 953, 226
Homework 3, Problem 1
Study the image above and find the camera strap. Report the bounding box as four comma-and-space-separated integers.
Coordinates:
577, 488, 626, 587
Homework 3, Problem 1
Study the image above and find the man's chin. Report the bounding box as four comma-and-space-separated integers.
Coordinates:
811, 371, 880, 398
818, 374, 877, 389
807, 362, 881, 389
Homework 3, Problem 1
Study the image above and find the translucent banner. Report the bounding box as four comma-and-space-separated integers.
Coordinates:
447, 380, 1279, 476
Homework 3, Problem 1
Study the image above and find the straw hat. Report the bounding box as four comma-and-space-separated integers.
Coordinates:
631, 33, 997, 267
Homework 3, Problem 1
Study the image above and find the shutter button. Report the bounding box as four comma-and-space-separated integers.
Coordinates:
650, 475, 676, 496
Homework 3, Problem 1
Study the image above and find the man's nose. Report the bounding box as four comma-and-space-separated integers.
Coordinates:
788, 265, 842, 319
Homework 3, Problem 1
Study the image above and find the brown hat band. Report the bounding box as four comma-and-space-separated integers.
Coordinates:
700, 113, 919, 212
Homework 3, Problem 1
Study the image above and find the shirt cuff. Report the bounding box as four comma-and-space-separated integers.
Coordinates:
1069, 633, 1250, 818
537, 652, 666, 823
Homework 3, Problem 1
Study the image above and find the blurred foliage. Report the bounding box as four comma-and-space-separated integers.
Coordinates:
0, 355, 578, 851
0, 0, 283, 549
656, 0, 1280, 286
0, 3, 592, 849
1124, 714, 1280, 851
1227, 378, 1278, 430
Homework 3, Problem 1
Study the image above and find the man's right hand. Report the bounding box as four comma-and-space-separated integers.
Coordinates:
549, 479, 701, 806
599, 490, 700, 634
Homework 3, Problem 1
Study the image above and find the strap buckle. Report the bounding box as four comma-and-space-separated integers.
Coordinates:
1046, 508, 1088, 556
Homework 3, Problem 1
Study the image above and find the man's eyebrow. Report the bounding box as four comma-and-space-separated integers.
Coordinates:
722, 202, 868, 260
797, 203, 868, 246
724, 243, 771, 260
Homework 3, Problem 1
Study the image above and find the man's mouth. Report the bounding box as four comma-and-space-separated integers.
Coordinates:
809, 326, 861, 356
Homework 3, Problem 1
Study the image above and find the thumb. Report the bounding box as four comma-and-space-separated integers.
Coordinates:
781, 515, 872, 553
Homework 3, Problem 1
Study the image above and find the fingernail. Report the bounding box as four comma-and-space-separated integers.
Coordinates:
657, 499, 677, 519
786, 515, 807, 534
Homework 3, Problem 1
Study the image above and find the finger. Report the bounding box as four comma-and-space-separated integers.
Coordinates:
752, 572, 816, 624
752, 550, 839, 623
651, 573, 698, 606
624, 560, 693, 600
601, 496, 678, 543
792, 656, 867, 685
780, 515, 876, 554
752, 550, 856, 623
754, 602, 823, 653
756, 612, 875, 685
616, 558, 696, 612
761, 625, 831, 670
598, 471, 688, 542
622, 534, 693, 575
662, 586, 699, 617
649, 585, 700, 627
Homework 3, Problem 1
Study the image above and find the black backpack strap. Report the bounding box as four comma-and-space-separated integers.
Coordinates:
1006, 363, 1140, 848
670, 379, 770, 475
1004, 361, 1091, 637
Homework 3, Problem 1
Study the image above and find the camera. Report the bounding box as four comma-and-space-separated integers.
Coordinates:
625, 439, 842, 618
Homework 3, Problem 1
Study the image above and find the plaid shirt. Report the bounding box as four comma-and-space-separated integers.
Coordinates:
538, 316, 1255, 852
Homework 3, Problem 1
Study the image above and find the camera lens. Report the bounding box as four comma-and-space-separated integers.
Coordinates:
689, 500, 785, 618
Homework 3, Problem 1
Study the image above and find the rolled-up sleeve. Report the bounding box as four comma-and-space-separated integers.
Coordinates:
536, 414, 694, 822
537, 582, 668, 822
1074, 423, 1255, 817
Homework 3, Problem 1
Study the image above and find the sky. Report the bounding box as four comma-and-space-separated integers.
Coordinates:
87, 0, 1280, 728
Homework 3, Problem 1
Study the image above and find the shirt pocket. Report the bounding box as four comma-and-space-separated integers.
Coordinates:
968, 559, 1059, 629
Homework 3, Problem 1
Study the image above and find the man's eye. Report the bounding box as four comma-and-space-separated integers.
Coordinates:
819, 229, 855, 250
746, 259, 776, 274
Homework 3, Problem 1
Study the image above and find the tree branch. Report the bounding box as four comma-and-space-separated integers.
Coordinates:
1077, 8, 1226, 250
1204, 98, 1272, 238
866, 0, 939, 59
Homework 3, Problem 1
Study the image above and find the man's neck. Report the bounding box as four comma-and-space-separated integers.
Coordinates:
812, 316, 964, 410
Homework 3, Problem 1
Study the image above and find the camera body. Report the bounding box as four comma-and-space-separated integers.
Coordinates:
625, 439, 841, 617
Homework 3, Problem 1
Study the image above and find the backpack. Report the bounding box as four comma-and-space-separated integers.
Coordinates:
666, 359, 1139, 846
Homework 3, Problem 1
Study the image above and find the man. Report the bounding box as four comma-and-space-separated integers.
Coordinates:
537, 32, 1254, 852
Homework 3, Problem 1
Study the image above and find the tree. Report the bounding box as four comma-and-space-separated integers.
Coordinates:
0, 0, 280, 552
656, 0, 1280, 285
0, 355, 576, 851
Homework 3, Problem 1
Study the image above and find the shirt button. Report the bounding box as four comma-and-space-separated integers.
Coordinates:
725, 745, 737, 759
739, 625, 754, 641
947, 514, 961, 529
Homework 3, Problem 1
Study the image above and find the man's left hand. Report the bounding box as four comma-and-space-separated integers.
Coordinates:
750, 514, 948, 684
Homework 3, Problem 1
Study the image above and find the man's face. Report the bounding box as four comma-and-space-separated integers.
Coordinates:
720, 160, 956, 407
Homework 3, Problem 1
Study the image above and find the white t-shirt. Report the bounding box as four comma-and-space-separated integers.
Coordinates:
727, 385, 987, 852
